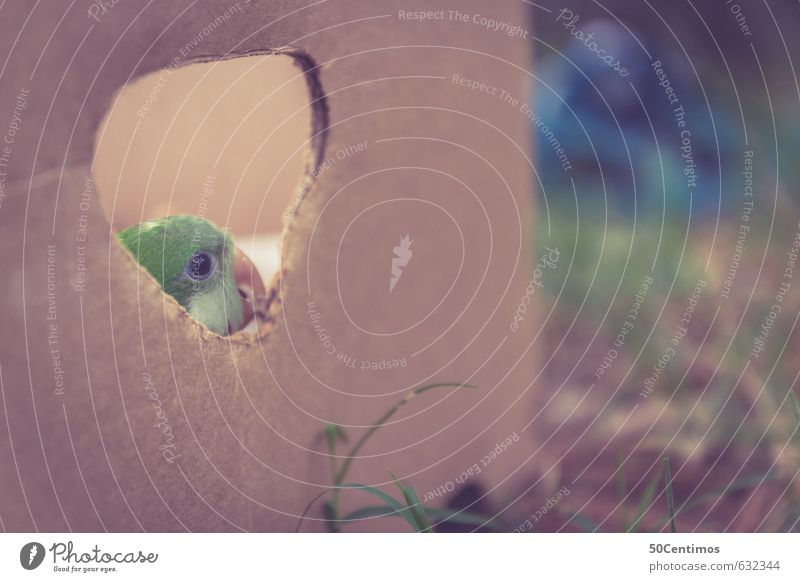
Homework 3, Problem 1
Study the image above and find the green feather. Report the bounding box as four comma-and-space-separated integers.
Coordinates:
117, 215, 243, 335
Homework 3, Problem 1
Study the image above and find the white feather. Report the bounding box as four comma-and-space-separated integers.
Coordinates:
188, 286, 233, 335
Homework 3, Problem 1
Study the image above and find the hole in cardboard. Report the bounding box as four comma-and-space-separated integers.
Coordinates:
93, 53, 324, 336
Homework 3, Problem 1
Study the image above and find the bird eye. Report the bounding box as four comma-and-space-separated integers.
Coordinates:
186, 251, 214, 281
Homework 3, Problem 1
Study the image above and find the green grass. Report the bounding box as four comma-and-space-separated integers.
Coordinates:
295, 382, 495, 533
537, 201, 800, 531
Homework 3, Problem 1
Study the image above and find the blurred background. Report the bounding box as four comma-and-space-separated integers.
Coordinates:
523, 0, 800, 532
93, 1, 800, 531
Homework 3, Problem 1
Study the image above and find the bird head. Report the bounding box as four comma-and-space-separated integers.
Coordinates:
117, 214, 247, 335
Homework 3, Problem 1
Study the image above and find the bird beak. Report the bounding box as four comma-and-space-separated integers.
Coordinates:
232, 246, 266, 330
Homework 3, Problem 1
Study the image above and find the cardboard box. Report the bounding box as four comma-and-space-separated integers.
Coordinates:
0, 0, 535, 531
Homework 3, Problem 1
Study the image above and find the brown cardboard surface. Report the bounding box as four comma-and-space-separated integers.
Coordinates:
0, 0, 535, 531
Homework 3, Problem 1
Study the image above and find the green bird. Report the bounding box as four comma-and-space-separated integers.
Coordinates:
117, 215, 247, 335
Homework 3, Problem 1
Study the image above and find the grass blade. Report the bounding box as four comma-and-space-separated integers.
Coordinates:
295, 483, 419, 532
789, 391, 800, 446
324, 423, 347, 531
295, 489, 331, 533
301, 382, 477, 532
341, 505, 403, 521
333, 383, 477, 487
614, 453, 629, 527
325, 424, 346, 462
664, 457, 676, 533
390, 471, 432, 532
654, 471, 776, 529
627, 463, 665, 532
